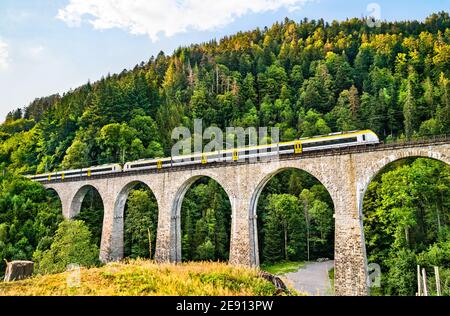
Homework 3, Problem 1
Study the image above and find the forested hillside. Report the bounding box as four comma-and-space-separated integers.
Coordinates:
0, 12, 449, 296
1, 12, 450, 174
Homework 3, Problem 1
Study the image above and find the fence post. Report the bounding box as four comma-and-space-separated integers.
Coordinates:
417, 265, 422, 296
422, 268, 428, 296
434, 266, 441, 296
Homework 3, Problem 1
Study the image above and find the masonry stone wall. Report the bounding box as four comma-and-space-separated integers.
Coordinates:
44, 143, 450, 296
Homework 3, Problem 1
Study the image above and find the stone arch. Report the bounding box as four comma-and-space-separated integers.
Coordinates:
113, 180, 159, 260
249, 165, 336, 267
359, 149, 450, 218
115, 180, 159, 222
70, 184, 104, 219
358, 148, 450, 294
171, 173, 234, 263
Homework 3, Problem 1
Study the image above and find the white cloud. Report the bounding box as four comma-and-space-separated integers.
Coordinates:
0, 39, 9, 70
57, 0, 310, 41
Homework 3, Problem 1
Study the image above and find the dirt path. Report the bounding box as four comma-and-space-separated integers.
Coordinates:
281, 260, 334, 296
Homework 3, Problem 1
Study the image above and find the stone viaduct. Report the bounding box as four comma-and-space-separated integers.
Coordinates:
40, 138, 450, 296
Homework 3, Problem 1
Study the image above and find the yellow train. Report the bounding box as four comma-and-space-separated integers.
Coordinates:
27, 130, 379, 182
123, 130, 379, 171
26, 163, 122, 182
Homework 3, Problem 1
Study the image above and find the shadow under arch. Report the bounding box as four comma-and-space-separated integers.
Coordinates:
171, 175, 233, 263
249, 167, 336, 267
114, 180, 159, 259
115, 180, 159, 221
70, 184, 104, 219
70, 184, 105, 248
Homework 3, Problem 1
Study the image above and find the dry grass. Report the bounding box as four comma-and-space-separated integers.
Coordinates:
0, 260, 282, 296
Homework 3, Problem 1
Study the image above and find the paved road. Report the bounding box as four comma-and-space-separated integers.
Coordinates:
282, 260, 334, 296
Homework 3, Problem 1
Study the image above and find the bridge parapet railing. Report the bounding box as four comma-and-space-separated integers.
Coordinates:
381, 134, 450, 147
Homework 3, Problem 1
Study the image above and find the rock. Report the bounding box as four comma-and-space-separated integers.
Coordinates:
3, 261, 34, 282
316, 258, 329, 262
258, 271, 291, 295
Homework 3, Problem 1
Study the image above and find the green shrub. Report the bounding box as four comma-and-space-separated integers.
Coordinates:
33, 220, 100, 274
384, 249, 417, 296
195, 240, 215, 261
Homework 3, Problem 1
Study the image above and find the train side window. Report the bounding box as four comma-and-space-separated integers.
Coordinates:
362, 135, 366, 141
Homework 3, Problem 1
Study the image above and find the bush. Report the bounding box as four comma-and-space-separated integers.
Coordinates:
195, 240, 215, 261
417, 238, 450, 268
384, 248, 417, 296
417, 237, 450, 296
33, 220, 100, 275
438, 268, 450, 296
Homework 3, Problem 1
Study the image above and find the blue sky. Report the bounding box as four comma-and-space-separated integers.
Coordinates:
0, 0, 449, 121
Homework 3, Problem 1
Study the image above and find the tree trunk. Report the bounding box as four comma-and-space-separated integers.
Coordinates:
284, 222, 288, 261
436, 198, 441, 234
4, 261, 34, 282
216, 65, 219, 94
405, 227, 409, 246
148, 227, 152, 259
304, 202, 310, 262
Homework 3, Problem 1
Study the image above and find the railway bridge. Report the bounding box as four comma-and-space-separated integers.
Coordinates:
41, 137, 450, 295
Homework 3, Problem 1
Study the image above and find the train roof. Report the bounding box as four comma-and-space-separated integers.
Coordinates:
28, 130, 379, 178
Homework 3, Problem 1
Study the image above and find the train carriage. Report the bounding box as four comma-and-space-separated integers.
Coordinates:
122, 130, 379, 171
26, 163, 122, 182
123, 157, 172, 171
28, 130, 380, 180
276, 130, 379, 155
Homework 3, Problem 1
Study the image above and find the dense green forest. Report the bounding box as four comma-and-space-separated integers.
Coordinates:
181, 178, 231, 261
0, 13, 449, 295
0, 175, 64, 275
258, 170, 334, 263
364, 158, 450, 295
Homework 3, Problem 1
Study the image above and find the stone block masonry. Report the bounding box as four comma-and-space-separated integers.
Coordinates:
43, 142, 450, 296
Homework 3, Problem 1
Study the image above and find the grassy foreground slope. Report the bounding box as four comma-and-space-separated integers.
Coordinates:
0, 260, 281, 296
